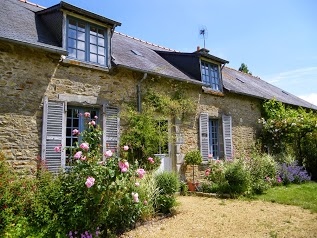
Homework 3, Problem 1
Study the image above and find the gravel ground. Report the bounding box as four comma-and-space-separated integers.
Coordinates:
121, 195, 317, 238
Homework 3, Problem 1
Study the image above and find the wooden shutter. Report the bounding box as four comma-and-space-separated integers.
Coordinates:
41, 97, 66, 173
103, 105, 120, 157
222, 115, 233, 159
199, 113, 210, 161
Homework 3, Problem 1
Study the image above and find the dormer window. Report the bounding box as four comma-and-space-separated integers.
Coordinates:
67, 17, 108, 66
201, 61, 222, 91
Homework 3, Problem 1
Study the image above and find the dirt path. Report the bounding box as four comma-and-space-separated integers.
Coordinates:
122, 195, 317, 238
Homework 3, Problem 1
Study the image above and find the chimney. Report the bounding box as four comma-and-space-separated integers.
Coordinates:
195, 47, 210, 54
197, 46, 200, 51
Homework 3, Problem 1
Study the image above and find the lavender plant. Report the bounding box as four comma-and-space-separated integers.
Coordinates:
278, 161, 311, 184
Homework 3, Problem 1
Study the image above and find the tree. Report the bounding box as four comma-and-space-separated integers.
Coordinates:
239, 63, 252, 75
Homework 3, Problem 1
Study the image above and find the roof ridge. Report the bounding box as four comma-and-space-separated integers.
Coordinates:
225, 66, 261, 79
19, 0, 46, 9
114, 31, 178, 52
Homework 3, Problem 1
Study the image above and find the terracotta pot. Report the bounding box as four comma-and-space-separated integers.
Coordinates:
187, 181, 199, 191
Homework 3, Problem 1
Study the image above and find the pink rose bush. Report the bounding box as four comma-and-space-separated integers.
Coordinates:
85, 176, 95, 188
89, 120, 96, 126
84, 112, 90, 118
104, 150, 113, 157
72, 129, 80, 136
74, 151, 83, 159
119, 160, 129, 172
123, 145, 129, 151
131, 192, 139, 203
80, 143, 89, 151
136, 168, 146, 179
148, 157, 154, 164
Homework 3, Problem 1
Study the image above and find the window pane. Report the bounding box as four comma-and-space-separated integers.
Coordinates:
77, 31, 85, 41
98, 46, 105, 55
77, 50, 85, 61
78, 22, 85, 31
98, 37, 105, 47
90, 26, 97, 35
68, 48, 76, 58
98, 29, 105, 38
68, 28, 76, 39
98, 55, 105, 65
67, 118, 72, 127
68, 38, 76, 48
73, 118, 79, 127
90, 53, 97, 63
69, 19, 76, 28
77, 40, 85, 50
90, 44, 97, 54
90, 35, 97, 44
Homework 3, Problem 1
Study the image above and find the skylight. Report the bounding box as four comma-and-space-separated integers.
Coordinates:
131, 50, 143, 56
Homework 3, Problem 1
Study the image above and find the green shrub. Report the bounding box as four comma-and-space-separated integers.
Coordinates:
221, 159, 250, 196
246, 154, 278, 194
179, 180, 188, 195
155, 171, 180, 195
154, 172, 179, 214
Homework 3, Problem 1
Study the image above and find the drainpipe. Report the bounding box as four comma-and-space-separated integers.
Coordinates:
137, 73, 148, 113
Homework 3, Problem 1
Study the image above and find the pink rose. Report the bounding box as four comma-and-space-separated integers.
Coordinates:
79, 113, 83, 117
81, 156, 86, 161
74, 151, 82, 159
72, 129, 80, 136
94, 115, 98, 119
85, 176, 95, 188
137, 168, 146, 179
148, 157, 154, 164
132, 192, 139, 203
80, 142, 89, 151
143, 200, 148, 205
54, 146, 61, 152
104, 150, 113, 157
123, 145, 129, 151
135, 182, 140, 187
208, 154, 213, 159
84, 112, 90, 118
119, 160, 129, 173
89, 120, 96, 126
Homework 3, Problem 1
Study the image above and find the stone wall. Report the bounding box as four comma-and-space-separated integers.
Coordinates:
0, 40, 262, 178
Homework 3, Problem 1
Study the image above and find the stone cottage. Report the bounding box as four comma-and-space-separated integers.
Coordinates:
1, 0, 316, 179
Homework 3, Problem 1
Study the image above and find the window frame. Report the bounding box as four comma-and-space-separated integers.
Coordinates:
200, 59, 222, 92
66, 16, 108, 66
209, 118, 220, 159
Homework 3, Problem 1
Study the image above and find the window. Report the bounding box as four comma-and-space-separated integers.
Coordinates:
67, 18, 107, 65
65, 107, 99, 166
199, 113, 232, 161
209, 119, 219, 159
41, 98, 119, 173
201, 61, 221, 91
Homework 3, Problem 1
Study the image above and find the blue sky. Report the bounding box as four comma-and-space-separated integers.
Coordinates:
34, 0, 317, 105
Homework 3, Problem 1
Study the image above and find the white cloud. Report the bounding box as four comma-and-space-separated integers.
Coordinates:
299, 93, 317, 107
265, 67, 317, 84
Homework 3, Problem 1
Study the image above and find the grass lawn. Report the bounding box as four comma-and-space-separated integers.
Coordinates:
254, 181, 317, 213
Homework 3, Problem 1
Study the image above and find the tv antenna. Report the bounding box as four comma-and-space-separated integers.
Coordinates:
199, 26, 208, 49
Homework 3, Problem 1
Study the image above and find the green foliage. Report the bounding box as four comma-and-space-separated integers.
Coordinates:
260, 99, 317, 179
238, 63, 252, 75
246, 154, 278, 194
221, 159, 250, 196
154, 172, 179, 214
1, 124, 159, 237
184, 150, 202, 166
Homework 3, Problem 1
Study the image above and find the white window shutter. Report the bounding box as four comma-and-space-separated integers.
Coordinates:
41, 97, 66, 173
199, 113, 210, 161
103, 105, 120, 157
222, 115, 233, 159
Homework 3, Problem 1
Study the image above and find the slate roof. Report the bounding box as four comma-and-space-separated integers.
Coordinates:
0, 0, 66, 54
1, 0, 316, 110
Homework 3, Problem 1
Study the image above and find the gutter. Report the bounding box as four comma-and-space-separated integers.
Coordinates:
0, 37, 67, 55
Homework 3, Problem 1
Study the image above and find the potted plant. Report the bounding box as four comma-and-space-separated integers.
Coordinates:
184, 150, 202, 191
